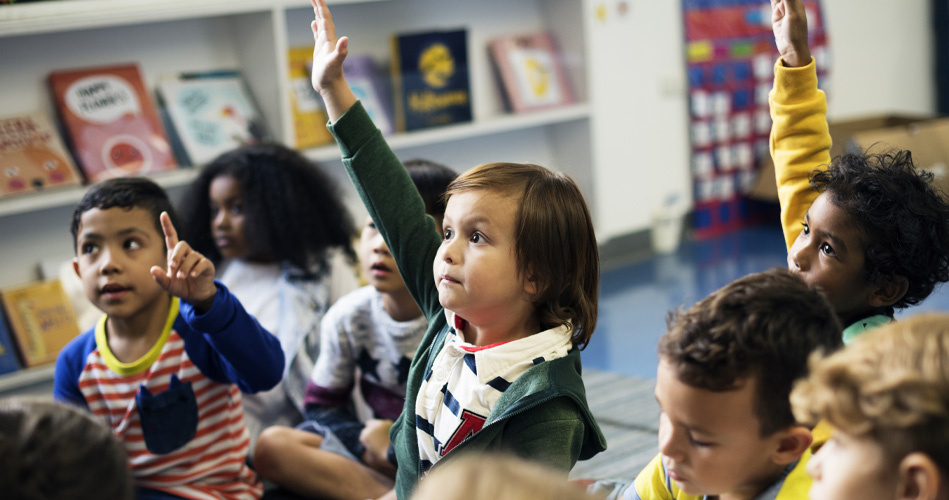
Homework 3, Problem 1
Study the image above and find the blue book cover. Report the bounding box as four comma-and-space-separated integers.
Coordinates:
390, 28, 472, 132
0, 304, 22, 376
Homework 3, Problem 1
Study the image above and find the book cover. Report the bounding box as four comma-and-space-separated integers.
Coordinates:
0, 280, 80, 368
489, 32, 574, 113
48, 63, 177, 182
0, 112, 83, 197
0, 306, 22, 376
390, 28, 472, 132
343, 54, 394, 136
287, 47, 334, 149
156, 70, 268, 166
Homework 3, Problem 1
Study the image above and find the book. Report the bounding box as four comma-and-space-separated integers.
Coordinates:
156, 70, 268, 166
0, 280, 80, 368
48, 63, 177, 182
287, 47, 334, 149
0, 112, 83, 197
343, 54, 394, 136
390, 28, 472, 132
0, 306, 22, 376
488, 32, 574, 113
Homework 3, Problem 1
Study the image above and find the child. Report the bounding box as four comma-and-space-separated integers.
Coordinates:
0, 397, 134, 500
54, 177, 285, 500
412, 453, 597, 500
770, 0, 949, 342
178, 142, 359, 447
308, 1, 606, 498
790, 313, 949, 500
252, 160, 457, 499
589, 268, 842, 500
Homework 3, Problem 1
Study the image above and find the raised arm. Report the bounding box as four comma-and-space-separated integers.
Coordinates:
310, 0, 356, 122
768, 0, 831, 249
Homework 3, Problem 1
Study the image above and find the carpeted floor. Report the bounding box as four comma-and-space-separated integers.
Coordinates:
569, 369, 659, 481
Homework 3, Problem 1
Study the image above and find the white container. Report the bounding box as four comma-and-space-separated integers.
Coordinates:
651, 194, 688, 254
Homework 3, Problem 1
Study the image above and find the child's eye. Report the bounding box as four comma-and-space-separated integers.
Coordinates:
230, 203, 243, 215
820, 242, 836, 256
443, 228, 454, 241
81, 243, 99, 254
124, 239, 142, 250
209, 205, 220, 218
470, 232, 484, 244
688, 436, 714, 448
367, 221, 377, 230
800, 222, 810, 235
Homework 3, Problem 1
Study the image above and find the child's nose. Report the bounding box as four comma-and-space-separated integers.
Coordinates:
789, 241, 810, 271
657, 416, 684, 461
373, 234, 390, 254
99, 247, 121, 275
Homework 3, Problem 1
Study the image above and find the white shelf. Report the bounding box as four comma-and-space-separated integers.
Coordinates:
0, 104, 589, 217
305, 103, 590, 161
0, 0, 384, 38
0, 364, 55, 394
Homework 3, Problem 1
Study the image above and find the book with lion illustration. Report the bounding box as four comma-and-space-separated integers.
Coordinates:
0, 112, 83, 197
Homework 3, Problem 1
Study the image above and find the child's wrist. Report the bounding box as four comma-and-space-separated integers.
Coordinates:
781, 48, 811, 68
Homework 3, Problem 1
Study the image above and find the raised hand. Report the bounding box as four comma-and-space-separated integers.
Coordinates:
310, 0, 356, 122
771, 0, 811, 68
150, 211, 217, 312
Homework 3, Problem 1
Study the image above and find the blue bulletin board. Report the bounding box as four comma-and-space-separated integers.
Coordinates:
682, 0, 828, 238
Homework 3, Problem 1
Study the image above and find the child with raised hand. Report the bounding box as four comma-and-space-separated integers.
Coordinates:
589, 268, 842, 500
178, 142, 359, 447
55, 177, 285, 500
770, 0, 949, 343
790, 313, 949, 500
252, 160, 457, 499
308, 0, 606, 498
0, 397, 134, 500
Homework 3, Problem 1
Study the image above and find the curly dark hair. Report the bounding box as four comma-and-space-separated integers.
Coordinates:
70, 177, 180, 252
178, 142, 356, 272
659, 268, 843, 436
810, 149, 949, 312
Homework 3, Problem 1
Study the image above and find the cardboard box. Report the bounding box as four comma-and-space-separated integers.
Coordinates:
749, 114, 935, 201
851, 119, 949, 198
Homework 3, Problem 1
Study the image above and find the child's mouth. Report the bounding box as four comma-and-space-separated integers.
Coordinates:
100, 283, 130, 299
370, 263, 391, 276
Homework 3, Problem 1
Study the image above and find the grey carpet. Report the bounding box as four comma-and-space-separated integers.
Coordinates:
569, 369, 660, 481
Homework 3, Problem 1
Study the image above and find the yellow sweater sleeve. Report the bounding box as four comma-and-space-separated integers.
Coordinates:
768, 57, 832, 250
633, 454, 701, 500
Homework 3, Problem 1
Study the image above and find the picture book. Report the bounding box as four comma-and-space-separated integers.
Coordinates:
287, 46, 334, 149
0, 280, 80, 368
343, 54, 394, 136
489, 32, 574, 113
156, 70, 268, 166
390, 28, 472, 132
0, 306, 22, 376
0, 112, 83, 197
48, 63, 177, 182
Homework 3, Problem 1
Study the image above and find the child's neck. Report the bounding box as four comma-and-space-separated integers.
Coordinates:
381, 288, 422, 322
456, 312, 540, 347
714, 462, 787, 500
105, 293, 173, 364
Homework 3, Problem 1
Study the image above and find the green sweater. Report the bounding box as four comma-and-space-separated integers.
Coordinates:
329, 102, 607, 500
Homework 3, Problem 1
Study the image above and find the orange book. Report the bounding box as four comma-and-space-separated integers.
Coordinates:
287, 47, 333, 149
49, 63, 177, 182
0, 280, 80, 368
0, 112, 83, 197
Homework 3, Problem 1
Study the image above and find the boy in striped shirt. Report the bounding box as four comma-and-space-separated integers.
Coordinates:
54, 177, 285, 500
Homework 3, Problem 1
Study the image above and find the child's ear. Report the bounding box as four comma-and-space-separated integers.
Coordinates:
868, 275, 910, 308
896, 452, 943, 500
72, 257, 81, 278
771, 425, 813, 465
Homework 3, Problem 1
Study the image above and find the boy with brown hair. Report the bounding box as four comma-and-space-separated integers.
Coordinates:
54, 177, 284, 500
770, 0, 949, 342
791, 313, 949, 500
590, 268, 842, 500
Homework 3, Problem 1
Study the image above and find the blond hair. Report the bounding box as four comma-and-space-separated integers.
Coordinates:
446, 163, 598, 348
791, 313, 949, 471
411, 453, 595, 500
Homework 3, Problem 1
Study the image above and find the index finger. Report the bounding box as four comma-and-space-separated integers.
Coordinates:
160, 211, 179, 251
311, 0, 337, 42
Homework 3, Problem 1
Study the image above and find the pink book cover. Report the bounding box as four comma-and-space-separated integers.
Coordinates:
49, 63, 177, 182
489, 32, 574, 113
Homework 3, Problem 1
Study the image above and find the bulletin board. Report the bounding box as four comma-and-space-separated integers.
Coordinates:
682, 0, 828, 238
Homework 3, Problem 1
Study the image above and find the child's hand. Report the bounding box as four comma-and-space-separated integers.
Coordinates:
150, 212, 217, 313
360, 418, 395, 474
771, 0, 811, 68
309, 0, 356, 122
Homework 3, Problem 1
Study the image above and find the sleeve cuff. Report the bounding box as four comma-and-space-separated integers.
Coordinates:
328, 101, 379, 159
772, 57, 820, 104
